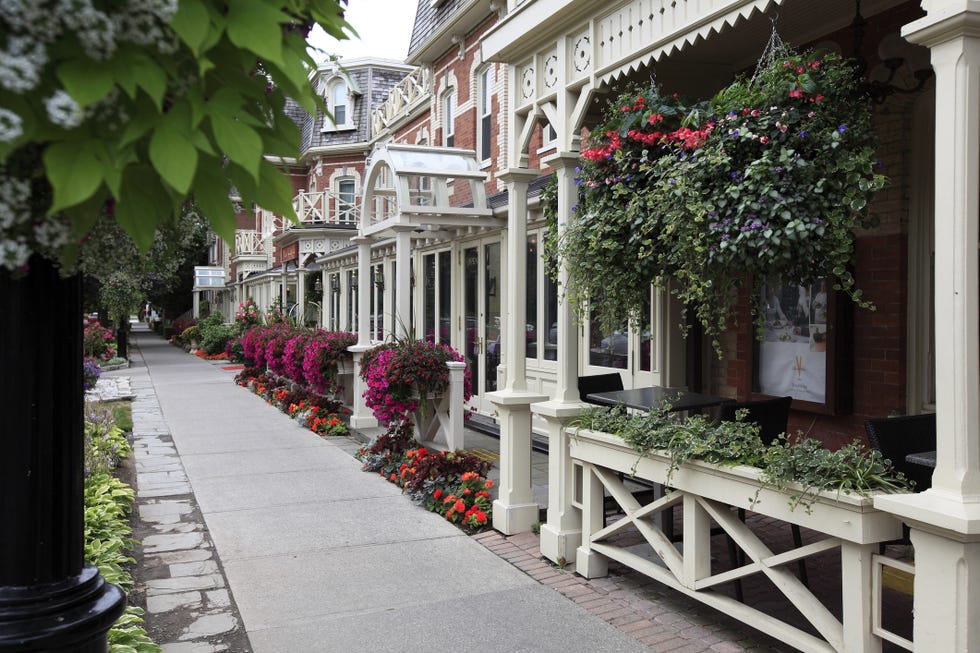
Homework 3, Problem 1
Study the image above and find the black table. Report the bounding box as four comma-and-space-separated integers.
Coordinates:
585, 386, 730, 413
906, 450, 936, 468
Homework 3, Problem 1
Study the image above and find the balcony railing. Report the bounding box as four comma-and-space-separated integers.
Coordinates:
233, 230, 266, 256
370, 66, 432, 137
293, 189, 359, 226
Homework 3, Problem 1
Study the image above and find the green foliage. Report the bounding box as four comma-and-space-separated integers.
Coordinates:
99, 271, 143, 322
549, 49, 885, 353
571, 406, 909, 511
0, 1, 354, 272
83, 403, 160, 652
196, 311, 235, 354
181, 325, 202, 343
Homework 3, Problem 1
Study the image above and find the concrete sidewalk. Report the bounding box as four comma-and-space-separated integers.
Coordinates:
124, 325, 651, 653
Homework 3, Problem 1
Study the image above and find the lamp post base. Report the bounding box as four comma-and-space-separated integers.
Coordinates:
0, 564, 126, 653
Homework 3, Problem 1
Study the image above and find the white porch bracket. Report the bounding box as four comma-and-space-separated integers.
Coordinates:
489, 167, 548, 535
875, 6, 980, 652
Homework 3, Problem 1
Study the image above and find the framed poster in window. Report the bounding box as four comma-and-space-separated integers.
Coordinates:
751, 277, 851, 414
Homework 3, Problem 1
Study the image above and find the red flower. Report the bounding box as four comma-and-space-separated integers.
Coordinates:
453, 499, 466, 513
433, 489, 443, 500
788, 88, 804, 99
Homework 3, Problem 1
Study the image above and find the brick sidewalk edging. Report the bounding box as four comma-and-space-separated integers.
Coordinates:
472, 531, 788, 653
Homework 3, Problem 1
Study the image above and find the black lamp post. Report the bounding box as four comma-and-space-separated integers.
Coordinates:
0, 257, 126, 651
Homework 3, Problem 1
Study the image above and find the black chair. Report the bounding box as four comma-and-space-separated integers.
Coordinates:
864, 413, 936, 551
718, 396, 806, 596
578, 373, 624, 405
864, 413, 936, 493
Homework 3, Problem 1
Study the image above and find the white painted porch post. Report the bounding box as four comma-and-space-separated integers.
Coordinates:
446, 361, 465, 451
488, 169, 547, 535
348, 236, 377, 429
536, 152, 587, 564
295, 264, 305, 322
394, 227, 413, 339
875, 6, 980, 652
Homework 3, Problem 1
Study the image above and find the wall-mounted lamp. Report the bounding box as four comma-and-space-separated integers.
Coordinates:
850, 0, 932, 104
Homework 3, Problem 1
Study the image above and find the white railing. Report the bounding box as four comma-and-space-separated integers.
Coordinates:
370, 66, 432, 137
293, 189, 359, 226
233, 230, 265, 256
570, 428, 907, 653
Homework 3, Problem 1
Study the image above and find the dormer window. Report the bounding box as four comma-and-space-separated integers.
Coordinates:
332, 82, 347, 125
323, 77, 355, 132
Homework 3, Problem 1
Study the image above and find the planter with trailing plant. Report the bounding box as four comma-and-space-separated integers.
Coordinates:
548, 46, 885, 352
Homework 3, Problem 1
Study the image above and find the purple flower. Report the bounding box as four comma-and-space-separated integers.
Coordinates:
799, 130, 806, 138
838, 124, 847, 132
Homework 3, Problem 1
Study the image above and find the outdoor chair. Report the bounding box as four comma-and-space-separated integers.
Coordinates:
577, 373, 624, 405
718, 396, 806, 598
864, 413, 936, 551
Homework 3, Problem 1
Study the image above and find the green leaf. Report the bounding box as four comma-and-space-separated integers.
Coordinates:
170, 0, 211, 54
129, 56, 168, 110
115, 164, 173, 250
44, 141, 106, 213
225, 0, 287, 67
56, 60, 114, 107
149, 117, 198, 194
193, 157, 236, 243
210, 114, 262, 180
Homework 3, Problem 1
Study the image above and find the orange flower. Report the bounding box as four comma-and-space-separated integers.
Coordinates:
484, 480, 494, 489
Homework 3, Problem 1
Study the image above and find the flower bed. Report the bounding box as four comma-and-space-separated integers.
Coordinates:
355, 424, 494, 531
233, 366, 350, 438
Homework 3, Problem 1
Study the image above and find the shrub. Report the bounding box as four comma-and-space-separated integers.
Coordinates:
224, 337, 244, 363
181, 325, 202, 343
83, 319, 116, 360
200, 323, 237, 355
283, 332, 313, 385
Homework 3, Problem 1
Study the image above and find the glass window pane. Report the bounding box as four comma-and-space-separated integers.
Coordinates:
544, 249, 558, 361
526, 235, 538, 359
438, 250, 451, 345
589, 313, 628, 369
423, 254, 436, 343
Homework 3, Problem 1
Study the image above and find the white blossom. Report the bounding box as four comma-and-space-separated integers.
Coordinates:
0, 236, 30, 270
0, 36, 48, 93
34, 218, 70, 250
0, 108, 23, 142
44, 90, 83, 129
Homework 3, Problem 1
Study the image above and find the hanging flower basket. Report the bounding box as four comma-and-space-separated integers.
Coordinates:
548, 46, 885, 353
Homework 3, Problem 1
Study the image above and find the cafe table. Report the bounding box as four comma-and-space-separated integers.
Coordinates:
905, 450, 937, 468
585, 386, 731, 413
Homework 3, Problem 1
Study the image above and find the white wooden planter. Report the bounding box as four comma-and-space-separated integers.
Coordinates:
335, 358, 355, 405
412, 361, 466, 451
570, 428, 905, 653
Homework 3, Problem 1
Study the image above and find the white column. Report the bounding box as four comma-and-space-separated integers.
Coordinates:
875, 6, 980, 652
296, 266, 306, 323
394, 228, 413, 339
535, 152, 589, 562
488, 169, 547, 535
192, 291, 200, 319
348, 236, 377, 429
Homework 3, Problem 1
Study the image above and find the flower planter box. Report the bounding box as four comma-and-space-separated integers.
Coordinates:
570, 428, 904, 653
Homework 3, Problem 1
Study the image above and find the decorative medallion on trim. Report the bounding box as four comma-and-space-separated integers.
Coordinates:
574, 36, 591, 72
544, 54, 558, 88
521, 67, 534, 99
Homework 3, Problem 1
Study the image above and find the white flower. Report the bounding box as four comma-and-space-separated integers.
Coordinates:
34, 218, 70, 249
44, 90, 83, 128
0, 36, 48, 93
0, 108, 23, 142
0, 236, 31, 270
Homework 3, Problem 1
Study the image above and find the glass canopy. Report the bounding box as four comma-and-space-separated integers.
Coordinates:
360, 143, 499, 238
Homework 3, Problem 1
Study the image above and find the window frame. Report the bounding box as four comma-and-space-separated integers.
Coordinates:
323, 78, 355, 132
442, 89, 456, 148
477, 67, 492, 163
